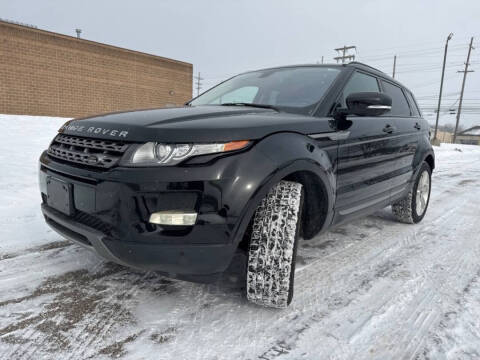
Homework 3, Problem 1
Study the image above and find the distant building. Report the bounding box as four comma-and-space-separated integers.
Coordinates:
456, 126, 480, 145
433, 130, 454, 144
0, 20, 192, 118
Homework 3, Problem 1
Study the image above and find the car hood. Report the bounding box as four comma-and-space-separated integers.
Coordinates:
59, 105, 335, 142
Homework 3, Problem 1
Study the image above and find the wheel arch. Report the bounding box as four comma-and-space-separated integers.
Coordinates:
231, 132, 336, 248
424, 153, 435, 171
235, 161, 334, 252
282, 170, 330, 239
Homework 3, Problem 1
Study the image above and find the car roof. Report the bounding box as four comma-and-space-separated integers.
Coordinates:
240, 62, 409, 91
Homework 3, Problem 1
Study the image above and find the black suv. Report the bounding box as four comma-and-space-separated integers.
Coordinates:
39, 62, 434, 308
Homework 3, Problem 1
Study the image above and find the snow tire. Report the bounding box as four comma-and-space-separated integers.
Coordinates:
246, 180, 303, 308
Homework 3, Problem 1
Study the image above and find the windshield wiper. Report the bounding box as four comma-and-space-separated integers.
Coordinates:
220, 102, 279, 112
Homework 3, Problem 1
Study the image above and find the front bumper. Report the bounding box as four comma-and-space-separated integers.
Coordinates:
38, 150, 262, 281
42, 204, 236, 281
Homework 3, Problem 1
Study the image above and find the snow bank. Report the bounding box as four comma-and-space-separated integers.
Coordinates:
0, 114, 69, 253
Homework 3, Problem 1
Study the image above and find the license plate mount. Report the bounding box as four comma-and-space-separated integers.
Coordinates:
46, 177, 74, 216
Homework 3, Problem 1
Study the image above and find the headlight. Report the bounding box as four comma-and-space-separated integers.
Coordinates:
121, 140, 250, 166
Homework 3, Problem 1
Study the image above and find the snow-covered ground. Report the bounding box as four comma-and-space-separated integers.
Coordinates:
0, 114, 480, 360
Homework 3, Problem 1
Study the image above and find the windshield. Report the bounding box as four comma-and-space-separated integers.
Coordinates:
189, 66, 341, 114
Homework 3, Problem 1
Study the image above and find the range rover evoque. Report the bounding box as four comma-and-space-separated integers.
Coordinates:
39, 62, 434, 308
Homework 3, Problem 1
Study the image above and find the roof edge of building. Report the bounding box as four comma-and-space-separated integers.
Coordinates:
0, 20, 192, 68
459, 125, 480, 136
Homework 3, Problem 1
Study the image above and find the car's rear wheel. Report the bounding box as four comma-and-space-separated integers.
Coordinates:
246, 180, 303, 308
392, 161, 432, 224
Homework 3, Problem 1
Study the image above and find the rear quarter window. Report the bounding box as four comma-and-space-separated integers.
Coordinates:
405, 90, 421, 117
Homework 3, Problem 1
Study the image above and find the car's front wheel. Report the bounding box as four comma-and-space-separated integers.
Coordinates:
392, 161, 432, 224
246, 180, 303, 308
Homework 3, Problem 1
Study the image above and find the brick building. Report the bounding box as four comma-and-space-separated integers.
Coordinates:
0, 20, 192, 118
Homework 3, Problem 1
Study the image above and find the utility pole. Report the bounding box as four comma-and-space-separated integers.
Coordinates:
453, 37, 475, 143
433, 33, 454, 143
334, 46, 356, 63
392, 55, 397, 78
194, 72, 203, 97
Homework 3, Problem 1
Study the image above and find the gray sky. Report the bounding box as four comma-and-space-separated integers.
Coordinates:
2, 0, 480, 127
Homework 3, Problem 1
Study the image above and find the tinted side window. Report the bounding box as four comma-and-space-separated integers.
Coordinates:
340, 72, 379, 107
405, 90, 421, 117
381, 81, 411, 116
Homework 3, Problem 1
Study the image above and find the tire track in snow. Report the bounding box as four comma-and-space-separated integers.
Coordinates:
67, 271, 156, 360
2, 260, 112, 360
0, 240, 70, 262
416, 269, 480, 359
256, 173, 480, 359
0, 246, 105, 359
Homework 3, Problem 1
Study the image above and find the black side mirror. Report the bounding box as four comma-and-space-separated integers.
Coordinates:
346, 92, 392, 116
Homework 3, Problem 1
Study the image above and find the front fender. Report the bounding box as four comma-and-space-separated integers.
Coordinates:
222, 132, 336, 245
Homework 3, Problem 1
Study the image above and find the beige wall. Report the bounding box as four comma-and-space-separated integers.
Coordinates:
0, 21, 192, 118
435, 130, 454, 143
457, 135, 480, 145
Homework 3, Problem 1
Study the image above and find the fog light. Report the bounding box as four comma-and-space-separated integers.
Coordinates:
149, 211, 197, 226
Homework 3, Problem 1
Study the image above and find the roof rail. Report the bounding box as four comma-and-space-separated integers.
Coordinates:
347, 61, 386, 75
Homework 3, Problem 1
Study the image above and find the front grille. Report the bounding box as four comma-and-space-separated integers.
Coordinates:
48, 134, 130, 169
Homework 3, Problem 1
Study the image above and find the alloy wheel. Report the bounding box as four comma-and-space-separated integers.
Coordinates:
415, 170, 430, 217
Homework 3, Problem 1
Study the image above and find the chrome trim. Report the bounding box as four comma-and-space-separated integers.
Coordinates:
367, 105, 392, 110
308, 131, 351, 141
338, 132, 412, 148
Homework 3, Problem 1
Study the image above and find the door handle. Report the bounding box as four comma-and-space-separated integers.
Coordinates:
383, 124, 395, 134
414, 122, 421, 130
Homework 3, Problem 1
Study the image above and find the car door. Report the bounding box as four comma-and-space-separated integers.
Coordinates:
379, 80, 418, 199
334, 71, 399, 223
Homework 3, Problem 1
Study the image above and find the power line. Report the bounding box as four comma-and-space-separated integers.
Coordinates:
409, 74, 461, 89
369, 60, 475, 72
417, 98, 480, 102
416, 92, 461, 99
359, 38, 475, 56
360, 44, 468, 59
